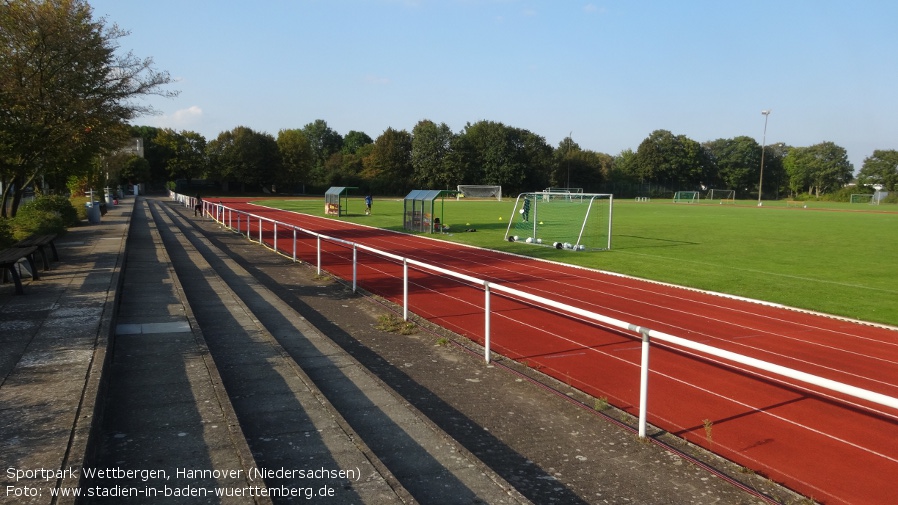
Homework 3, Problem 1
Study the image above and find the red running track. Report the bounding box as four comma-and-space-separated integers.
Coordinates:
214, 199, 898, 505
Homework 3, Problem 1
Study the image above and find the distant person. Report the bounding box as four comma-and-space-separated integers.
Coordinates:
365, 195, 372, 215
194, 193, 202, 217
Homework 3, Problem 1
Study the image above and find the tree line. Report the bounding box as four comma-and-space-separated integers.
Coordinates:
3, 0, 897, 218
125, 121, 896, 203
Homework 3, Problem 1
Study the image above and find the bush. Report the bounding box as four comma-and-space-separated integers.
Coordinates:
11, 198, 70, 240
18, 195, 79, 227
0, 218, 14, 249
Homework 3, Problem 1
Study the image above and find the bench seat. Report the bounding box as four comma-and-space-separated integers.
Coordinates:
13, 233, 58, 270
0, 246, 40, 295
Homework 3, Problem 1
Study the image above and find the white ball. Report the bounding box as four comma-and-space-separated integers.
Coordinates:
525, 237, 533, 243
513, 236, 519, 241
536, 238, 542, 244
563, 242, 571, 249
519, 209, 525, 214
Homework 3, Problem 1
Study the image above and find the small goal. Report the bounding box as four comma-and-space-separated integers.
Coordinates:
504, 192, 613, 251
850, 194, 874, 204
707, 189, 736, 204
457, 185, 501, 201
673, 191, 699, 203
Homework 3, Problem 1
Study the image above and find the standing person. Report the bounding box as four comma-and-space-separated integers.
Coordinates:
194, 193, 202, 217
365, 194, 372, 215
521, 196, 531, 222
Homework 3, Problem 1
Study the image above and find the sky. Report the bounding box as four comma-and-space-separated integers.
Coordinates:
88, 0, 898, 171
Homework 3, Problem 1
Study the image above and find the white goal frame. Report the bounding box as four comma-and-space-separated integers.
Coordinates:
708, 189, 736, 203
850, 194, 874, 204
457, 185, 502, 201
504, 192, 614, 251
673, 191, 699, 203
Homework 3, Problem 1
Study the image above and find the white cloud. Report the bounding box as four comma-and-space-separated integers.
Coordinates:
150, 105, 204, 131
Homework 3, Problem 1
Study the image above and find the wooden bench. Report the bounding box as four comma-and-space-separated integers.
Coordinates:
0, 246, 40, 295
12, 233, 58, 270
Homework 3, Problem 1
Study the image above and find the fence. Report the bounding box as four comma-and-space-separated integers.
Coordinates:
172, 192, 898, 438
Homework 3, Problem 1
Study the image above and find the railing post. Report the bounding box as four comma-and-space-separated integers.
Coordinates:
484, 281, 491, 363
352, 244, 358, 293
316, 236, 321, 275
273, 222, 278, 253
403, 259, 409, 321
258, 217, 262, 243
292, 228, 297, 262
638, 330, 651, 438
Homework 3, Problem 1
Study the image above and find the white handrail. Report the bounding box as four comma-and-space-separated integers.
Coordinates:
181, 194, 898, 438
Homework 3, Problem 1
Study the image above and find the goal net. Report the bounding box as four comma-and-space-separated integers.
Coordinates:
673, 191, 699, 203
504, 192, 613, 251
707, 189, 735, 203
850, 194, 874, 204
457, 185, 501, 201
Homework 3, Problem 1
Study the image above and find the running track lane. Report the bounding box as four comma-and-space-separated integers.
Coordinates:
214, 199, 898, 505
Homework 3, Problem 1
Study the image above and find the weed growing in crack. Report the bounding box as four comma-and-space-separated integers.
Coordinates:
375, 313, 416, 335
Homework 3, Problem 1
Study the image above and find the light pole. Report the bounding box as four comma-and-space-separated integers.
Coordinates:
566, 131, 572, 190
758, 110, 771, 206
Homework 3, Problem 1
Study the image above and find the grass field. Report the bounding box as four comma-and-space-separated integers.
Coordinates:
252, 196, 898, 327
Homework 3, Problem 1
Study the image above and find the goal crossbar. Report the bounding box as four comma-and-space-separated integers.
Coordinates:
504, 192, 613, 251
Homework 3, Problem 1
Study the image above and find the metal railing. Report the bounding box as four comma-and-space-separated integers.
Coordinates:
171, 192, 898, 437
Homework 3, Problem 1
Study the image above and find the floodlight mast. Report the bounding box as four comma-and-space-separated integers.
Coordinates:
758, 110, 771, 207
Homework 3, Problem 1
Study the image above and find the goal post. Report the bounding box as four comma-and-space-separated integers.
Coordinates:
673, 191, 699, 203
457, 185, 502, 201
707, 189, 736, 204
504, 192, 613, 251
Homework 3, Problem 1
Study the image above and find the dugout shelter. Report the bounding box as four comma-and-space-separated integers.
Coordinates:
324, 186, 358, 216
403, 189, 454, 233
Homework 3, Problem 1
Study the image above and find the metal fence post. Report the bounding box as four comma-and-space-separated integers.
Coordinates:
316, 236, 321, 275
403, 259, 409, 321
638, 330, 651, 438
292, 228, 297, 262
352, 244, 358, 293
484, 281, 491, 363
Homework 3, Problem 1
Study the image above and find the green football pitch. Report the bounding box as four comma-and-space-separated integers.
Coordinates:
254, 196, 898, 327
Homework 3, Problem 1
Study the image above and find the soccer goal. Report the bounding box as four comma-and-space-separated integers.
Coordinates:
504, 192, 613, 251
673, 191, 699, 203
457, 185, 502, 201
850, 194, 874, 204
707, 189, 736, 204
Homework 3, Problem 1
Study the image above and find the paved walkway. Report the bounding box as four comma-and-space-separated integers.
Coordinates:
1, 201, 129, 504
0, 195, 806, 505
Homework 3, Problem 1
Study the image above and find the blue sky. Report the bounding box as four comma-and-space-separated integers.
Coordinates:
89, 0, 898, 171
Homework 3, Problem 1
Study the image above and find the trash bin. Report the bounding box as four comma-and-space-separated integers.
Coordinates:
85, 201, 101, 224
105, 188, 115, 207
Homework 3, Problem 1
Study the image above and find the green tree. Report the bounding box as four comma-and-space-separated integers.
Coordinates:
207, 127, 279, 192
341, 130, 373, 155
857, 150, 898, 191
634, 130, 711, 189
0, 0, 175, 215
154, 129, 207, 182
362, 128, 412, 195
301, 119, 343, 185
704, 136, 761, 197
411, 120, 454, 188
462, 121, 525, 193
785, 142, 853, 197
276, 129, 313, 193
